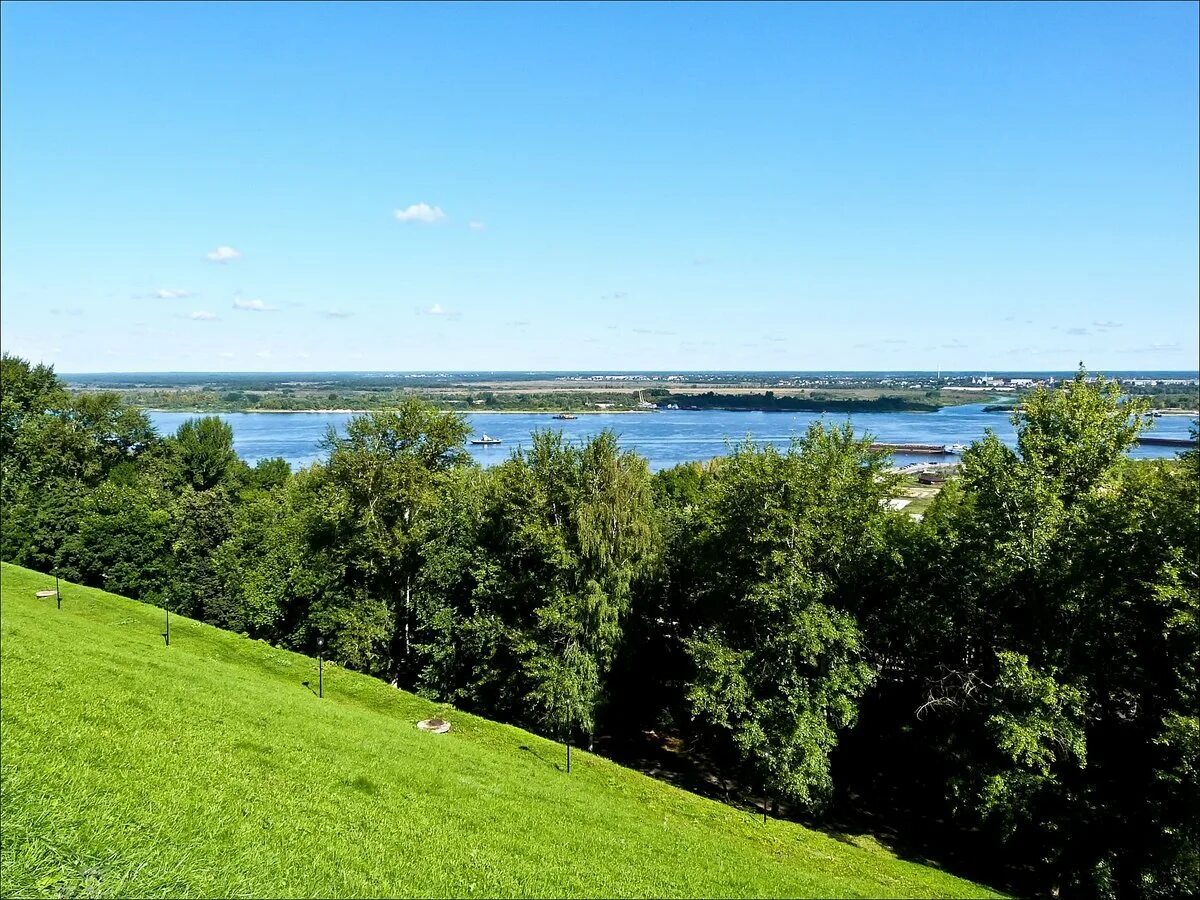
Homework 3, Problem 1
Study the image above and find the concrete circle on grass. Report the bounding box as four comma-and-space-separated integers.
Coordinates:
417, 718, 451, 734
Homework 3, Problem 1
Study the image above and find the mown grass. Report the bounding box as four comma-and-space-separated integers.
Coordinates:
0, 563, 1002, 898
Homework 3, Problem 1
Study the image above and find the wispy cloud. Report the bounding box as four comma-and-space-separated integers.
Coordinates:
602, 291, 628, 300
394, 203, 447, 224
941, 340, 968, 349
156, 288, 194, 299
506, 319, 530, 327
206, 246, 242, 263
218, 351, 235, 359
417, 302, 461, 319
255, 349, 271, 359
855, 340, 908, 352
1005, 346, 1069, 356
322, 309, 354, 319
468, 220, 486, 232
1127, 342, 1183, 353
232, 298, 277, 312
1065, 327, 1089, 336
49, 307, 84, 317
1092, 320, 1123, 329
188, 311, 218, 321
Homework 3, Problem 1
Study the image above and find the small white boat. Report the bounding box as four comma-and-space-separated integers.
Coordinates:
942, 443, 968, 454
471, 434, 502, 446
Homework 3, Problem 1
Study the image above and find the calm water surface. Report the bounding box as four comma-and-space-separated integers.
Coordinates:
146, 404, 1197, 472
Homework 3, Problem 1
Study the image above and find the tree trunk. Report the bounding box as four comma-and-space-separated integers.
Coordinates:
404, 575, 411, 658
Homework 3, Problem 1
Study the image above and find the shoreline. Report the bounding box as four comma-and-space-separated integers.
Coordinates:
136, 404, 967, 416
140, 407, 663, 415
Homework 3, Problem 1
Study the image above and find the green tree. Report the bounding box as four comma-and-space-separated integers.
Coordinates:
172, 417, 238, 490
411, 430, 655, 744
858, 371, 1197, 897
670, 424, 896, 810
211, 466, 337, 641
318, 402, 471, 676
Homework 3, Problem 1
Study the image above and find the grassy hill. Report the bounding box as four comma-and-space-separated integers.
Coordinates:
0, 563, 1001, 898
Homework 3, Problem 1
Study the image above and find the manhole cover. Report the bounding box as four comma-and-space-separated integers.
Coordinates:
417, 718, 451, 734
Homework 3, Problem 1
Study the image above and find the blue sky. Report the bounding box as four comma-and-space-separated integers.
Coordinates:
2, 1, 1196, 373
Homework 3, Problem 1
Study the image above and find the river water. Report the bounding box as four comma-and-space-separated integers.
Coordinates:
146, 404, 1196, 472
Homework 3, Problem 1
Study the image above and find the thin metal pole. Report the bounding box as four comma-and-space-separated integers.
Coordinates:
566, 736, 571, 773
55, 574, 61, 610
318, 652, 323, 698
164, 604, 170, 646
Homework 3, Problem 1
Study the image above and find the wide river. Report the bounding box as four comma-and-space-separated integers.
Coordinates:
146, 404, 1197, 472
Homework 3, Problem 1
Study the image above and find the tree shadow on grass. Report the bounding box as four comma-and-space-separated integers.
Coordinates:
596, 723, 1016, 895
518, 743, 563, 771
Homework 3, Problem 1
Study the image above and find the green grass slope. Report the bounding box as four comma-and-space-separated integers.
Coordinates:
0, 563, 1001, 899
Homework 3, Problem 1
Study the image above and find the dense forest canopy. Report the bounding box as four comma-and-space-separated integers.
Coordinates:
2, 351, 1196, 899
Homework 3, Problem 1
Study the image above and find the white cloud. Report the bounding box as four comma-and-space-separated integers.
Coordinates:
1065, 327, 1089, 336
190, 311, 218, 321
233, 298, 277, 312
469, 220, 486, 231
218, 351, 234, 359
416, 302, 462, 320
394, 203, 447, 224
323, 309, 354, 319
255, 349, 271, 359
1092, 320, 1123, 329
206, 246, 242, 262
156, 288, 194, 299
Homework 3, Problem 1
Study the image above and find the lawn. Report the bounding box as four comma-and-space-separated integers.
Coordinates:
0, 562, 1002, 899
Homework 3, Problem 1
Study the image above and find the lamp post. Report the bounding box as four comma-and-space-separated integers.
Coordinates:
55, 572, 61, 610
317, 638, 324, 698
164, 596, 170, 646
565, 699, 572, 774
